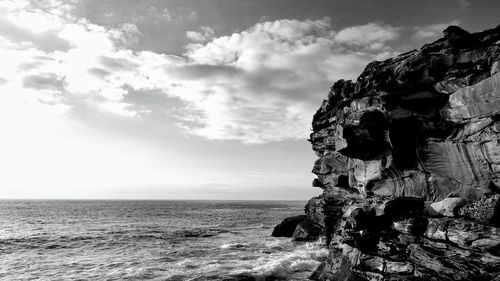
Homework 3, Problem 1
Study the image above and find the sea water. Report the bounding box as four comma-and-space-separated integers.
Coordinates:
0, 200, 327, 280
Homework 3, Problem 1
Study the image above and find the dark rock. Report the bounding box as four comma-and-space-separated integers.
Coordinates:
443, 25, 470, 39
221, 274, 256, 281
303, 24, 500, 281
309, 261, 326, 281
323, 195, 350, 245
344, 208, 368, 230
271, 215, 305, 237
305, 196, 326, 230
292, 220, 322, 241
383, 197, 424, 221
312, 153, 349, 175
392, 217, 428, 236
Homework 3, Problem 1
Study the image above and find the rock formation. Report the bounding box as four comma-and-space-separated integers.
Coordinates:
304, 25, 500, 280
272, 215, 306, 237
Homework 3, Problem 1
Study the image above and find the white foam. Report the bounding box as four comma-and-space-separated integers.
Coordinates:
290, 259, 320, 271
263, 238, 289, 248
232, 239, 328, 280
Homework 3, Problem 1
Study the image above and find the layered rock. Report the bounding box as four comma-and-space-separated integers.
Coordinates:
306, 25, 500, 280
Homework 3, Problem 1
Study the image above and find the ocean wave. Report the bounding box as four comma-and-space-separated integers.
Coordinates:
233, 223, 265, 230
233, 240, 328, 281
220, 242, 250, 249
214, 222, 268, 231
0, 235, 104, 250
0, 200, 315, 280
172, 228, 230, 238
263, 238, 288, 248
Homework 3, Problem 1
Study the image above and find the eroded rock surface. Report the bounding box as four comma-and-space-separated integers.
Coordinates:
271, 215, 306, 237
304, 25, 500, 280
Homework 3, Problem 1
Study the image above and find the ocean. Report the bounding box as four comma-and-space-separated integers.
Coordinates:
0, 200, 327, 281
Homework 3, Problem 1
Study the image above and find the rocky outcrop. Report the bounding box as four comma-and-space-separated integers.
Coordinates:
272, 215, 306, 237
292, 219, 322, 241
273, 209, 324, 241
305, 25, 500, 280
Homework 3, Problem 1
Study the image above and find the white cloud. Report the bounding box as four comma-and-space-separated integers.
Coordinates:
110, 23, 141, 45
413, 20, 461, 39
186, 26, 215, 42
334, 23, 399, 50
181, 18, 397, 142
0, 1, 399, 145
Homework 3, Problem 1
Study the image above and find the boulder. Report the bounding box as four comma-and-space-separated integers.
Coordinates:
292, 220, 322, 241
271, 215, 306, 237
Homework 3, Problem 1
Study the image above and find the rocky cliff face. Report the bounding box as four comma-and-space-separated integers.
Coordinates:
307, 25, 500, 280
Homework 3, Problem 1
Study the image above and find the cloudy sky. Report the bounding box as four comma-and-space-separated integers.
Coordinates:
0, 0, 499, 199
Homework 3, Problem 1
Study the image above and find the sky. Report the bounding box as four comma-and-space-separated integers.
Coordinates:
0, 0, 499, 200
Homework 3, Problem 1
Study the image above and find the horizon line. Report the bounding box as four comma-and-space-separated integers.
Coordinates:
0, 197, 308, 201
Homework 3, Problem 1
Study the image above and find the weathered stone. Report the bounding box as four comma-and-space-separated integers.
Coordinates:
305, 24, 500, 281
271, 215, 305, 237
292, 220, 322, 241
424, 218, 449, 240
305, 196, 326, 230
385, 261, 414, 274
442, 73, 500, 121
458, 193, 500, 225
392, 217, 428, 235
491, 61, 500, 76
313, 153, 349, 175
419, 141, 491, 192
422, 217, 500, 250
446, 218, 500, 249
428, 197, 467, 217
383, 197, 424, 221
345, 208, 372, 230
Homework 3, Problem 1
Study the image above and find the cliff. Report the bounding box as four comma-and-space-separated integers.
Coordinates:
306, 25, 500, 280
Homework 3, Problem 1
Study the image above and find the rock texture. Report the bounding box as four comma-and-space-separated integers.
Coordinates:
271, 215, 306, 237
305, 25, 500, 280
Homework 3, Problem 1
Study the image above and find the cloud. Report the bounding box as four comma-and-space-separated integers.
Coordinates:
413, 20, 461, 40
180, 18, 398, 142
23, 73, 65, 90
334, 23, 400, 50
0, 1, 399, 144
109, 23, 141, 46
0, 4, 71, 52
186, 26, 215, 42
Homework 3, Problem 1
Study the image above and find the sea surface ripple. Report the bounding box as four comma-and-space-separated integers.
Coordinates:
0, 200, 327, 280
